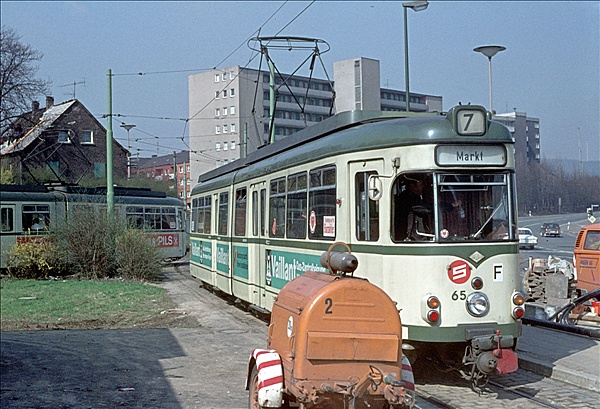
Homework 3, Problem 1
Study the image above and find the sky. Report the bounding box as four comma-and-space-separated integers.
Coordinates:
2, 1, 599, 165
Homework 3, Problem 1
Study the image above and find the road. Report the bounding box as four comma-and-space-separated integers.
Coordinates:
517, 212, 591, 273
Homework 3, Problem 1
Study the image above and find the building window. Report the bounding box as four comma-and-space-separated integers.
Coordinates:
222, 73, 227, 81
81, 130, 93, 144
223, 142, 228, 151
215, 91, 220, 99
230, 71, 235, 79
231, 123, 236, 133
223, 89, 227, 98
94, 163, 106, 178
58, 131, 70, 143
47, 161, 59, 174
216, 142, 221, 151
223, 124, 228, 133
216, 125, 221, 134
186, 164, 190, 172
231, 140, 236, 150
230, 88, 235, 97
215, 108, 220, 117
179, 165, 183, 173
230, 106, 235, 115
215, 74, 220, 82
223, 107, 228, 116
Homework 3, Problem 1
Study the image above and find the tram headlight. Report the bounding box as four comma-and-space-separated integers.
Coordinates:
465, 292, 489, 317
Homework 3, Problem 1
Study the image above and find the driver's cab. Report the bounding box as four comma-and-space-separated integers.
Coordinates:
391, 171, 516, 243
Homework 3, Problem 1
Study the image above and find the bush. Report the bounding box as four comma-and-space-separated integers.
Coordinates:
5, 206, 164, 281
5, 238, 65, 279
53, 209, 121, 279
116, 229, 162, 281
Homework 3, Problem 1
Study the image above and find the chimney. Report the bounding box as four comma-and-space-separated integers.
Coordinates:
32, 101, 40, 111
46, 96, 54, 109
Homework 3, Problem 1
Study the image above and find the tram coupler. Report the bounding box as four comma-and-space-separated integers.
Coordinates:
466, 330, 518, 376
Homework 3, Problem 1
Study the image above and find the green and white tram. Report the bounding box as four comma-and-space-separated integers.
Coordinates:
190, 105, 524, 383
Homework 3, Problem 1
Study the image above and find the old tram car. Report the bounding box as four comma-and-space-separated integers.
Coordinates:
0, 184, 187, 267
189, 105, 524, 386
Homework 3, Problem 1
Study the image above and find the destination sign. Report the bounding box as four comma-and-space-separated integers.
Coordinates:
436, 145, 507, 166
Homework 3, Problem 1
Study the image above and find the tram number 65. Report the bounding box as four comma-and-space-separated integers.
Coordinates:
452, 290, 467, 301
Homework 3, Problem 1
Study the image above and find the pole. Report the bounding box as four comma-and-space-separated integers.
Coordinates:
106, 69, 114, 217
242, 122, 248, 159
404, 7, 411, 112
269, 58, 276, 144
173, 151, 177, 195
183, 154, 187, 207
487, 56, 494, 114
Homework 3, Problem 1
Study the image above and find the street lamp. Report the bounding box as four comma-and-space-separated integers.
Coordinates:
120, 123, 136, 178
403, 0, 428, 112
473, 45, 506, 114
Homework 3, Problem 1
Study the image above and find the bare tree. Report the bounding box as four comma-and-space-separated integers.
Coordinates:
1, 26, 51, 131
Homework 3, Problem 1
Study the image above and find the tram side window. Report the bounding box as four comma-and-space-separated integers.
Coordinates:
201, 196, 212, 234
22, 205, 50, 232
252, 191, 259, 236
1, 208, 14, 232
309, 166, 336, 240
260, 189, 266, 236
145, 207, 162, 229
218, 192, 229, 236
392, 173, 434, 242
126, 206, 145, 229
191, 198, 199, 232
235, 187, 247, 236
286, 172, 307, 239
355, 172, 379, 241
161, 207, 177, 230
269, 178, 286, 237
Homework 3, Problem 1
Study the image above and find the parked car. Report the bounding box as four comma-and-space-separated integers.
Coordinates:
540, 222, 561, 237
518, 228, 538, 249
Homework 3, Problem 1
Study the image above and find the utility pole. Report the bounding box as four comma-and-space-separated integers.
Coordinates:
173, 151, 178, 196
106, 69, 114, 217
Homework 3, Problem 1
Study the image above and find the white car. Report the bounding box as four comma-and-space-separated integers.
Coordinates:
518, 227, 538, 249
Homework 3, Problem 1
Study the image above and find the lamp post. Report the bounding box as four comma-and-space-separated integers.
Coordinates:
403, 0, 428, 112
120, 123, 136, 179
474, 45, 506, 114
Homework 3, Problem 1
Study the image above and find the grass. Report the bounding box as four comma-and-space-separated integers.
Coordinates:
0, 277, 196, 330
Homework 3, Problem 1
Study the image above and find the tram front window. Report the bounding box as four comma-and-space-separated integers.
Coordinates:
392, 172, 516, 242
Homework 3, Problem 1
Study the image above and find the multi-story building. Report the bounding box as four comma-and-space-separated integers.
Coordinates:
135, 150, 191, 206
493, 111, 541, 166
188, 57, 443, 181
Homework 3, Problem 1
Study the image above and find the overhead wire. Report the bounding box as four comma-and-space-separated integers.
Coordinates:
99, 1, 317, 162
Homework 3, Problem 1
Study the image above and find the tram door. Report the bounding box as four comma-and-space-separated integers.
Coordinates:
249, 183, 267, 308
349, 160, 385, 245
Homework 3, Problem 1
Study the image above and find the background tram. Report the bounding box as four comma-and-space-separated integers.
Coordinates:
189, 105, 524, 383
0, 184, 187, 268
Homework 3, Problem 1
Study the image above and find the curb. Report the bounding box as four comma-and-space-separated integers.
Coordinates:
518, 355, 600, 392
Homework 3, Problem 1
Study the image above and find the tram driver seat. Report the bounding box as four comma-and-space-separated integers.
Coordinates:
405, 206, 433, 241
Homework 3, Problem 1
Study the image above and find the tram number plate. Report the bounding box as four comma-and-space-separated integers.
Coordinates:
457, 109, 485, 135
452, 290, 467, 301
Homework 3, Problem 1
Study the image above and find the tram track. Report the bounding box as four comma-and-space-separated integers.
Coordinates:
487, 380, 567, 409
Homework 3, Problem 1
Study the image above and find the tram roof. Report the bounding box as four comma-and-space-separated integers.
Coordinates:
0, 184, 185, 207
193, 106, 513, 194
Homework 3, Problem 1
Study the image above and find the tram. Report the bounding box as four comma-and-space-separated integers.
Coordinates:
0, 184, 187, 268
190, 105, 524, 385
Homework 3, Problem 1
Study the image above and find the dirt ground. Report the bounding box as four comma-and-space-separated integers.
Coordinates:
0, 258, 269, 409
